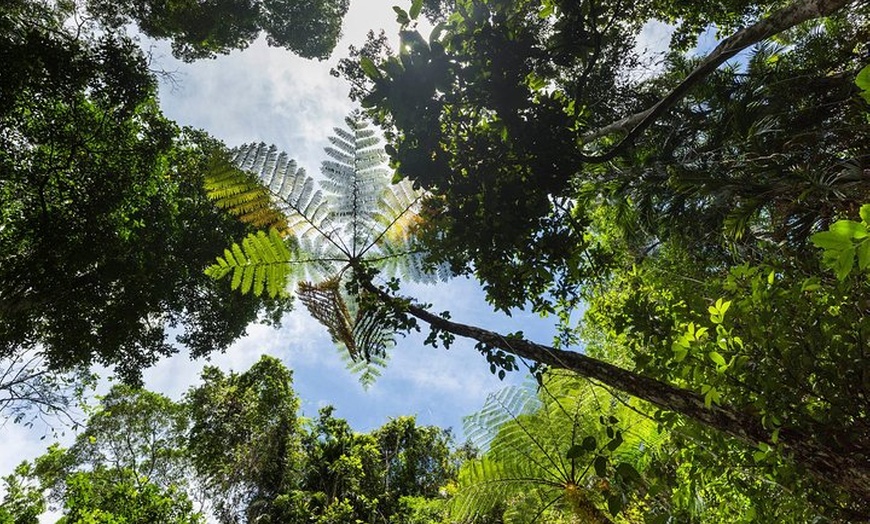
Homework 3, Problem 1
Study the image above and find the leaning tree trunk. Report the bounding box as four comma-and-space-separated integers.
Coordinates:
362, 281, 870, 506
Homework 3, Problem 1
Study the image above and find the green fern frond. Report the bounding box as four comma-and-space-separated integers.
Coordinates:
342, 352, 387, 390
454, 373, 664, 523
231, 143, 334, 241
205, 228, 294, 297
205, 154, 289, 232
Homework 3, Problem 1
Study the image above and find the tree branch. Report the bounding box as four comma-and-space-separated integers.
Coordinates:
579, 0, 856, 162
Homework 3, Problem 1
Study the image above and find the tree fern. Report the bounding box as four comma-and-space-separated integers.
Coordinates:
205, 112, 446, 385
452, 374, 665, 523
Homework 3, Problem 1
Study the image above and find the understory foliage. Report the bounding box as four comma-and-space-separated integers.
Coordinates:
453, 374, 664, 523
205, 114, 448, 384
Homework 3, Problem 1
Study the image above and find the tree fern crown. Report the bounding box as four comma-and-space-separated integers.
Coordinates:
205, 113, 449, 385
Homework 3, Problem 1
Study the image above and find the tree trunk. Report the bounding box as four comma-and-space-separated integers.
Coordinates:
362, 281, 870, 506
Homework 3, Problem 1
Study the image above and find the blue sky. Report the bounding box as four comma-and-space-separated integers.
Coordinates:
0, 3, 676, 515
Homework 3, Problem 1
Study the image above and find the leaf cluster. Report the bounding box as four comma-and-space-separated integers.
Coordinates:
86, 0, 350, 61
0, 357, 460, 524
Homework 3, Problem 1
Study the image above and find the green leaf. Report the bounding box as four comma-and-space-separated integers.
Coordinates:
393, 6, 410, 24
800, 278, 821, 292
607, 494, 623, 516
360, 57, 380, 79
831, 220, 867, 240
581, 435, 597, 451
857, 65, 870, 103
231, 266, 243, 291
616, 462, 641, 483
703, 386, 717, 407
858, 240, 870, 271
810, 230, 851, 250
834, 245, 856, 280
709, 351, 726, 367
409, 0, 423, 20
594, 455, 607, 477
860, 203, 870, 224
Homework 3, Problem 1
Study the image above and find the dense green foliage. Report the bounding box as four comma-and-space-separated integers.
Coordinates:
84, 0, 349, 61
0, 0, 292, 382
2, 0, 869, 521
0, 357, 461, 524
453, 374, 661, 523
331, 0, 870, 518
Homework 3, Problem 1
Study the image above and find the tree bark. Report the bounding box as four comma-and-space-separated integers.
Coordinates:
362, 281, 870, 506
580, 0, 857, 161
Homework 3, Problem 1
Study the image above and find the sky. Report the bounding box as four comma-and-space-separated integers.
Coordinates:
0, 1, 676, 517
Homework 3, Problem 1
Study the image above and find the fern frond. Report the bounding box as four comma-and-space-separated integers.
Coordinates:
298, 278, 357, 359
230, 143, 335, 242
297, 278, 396, 364
373, 179, 423, 241
319, 115, 392, 256
341, 351, 387, 390
205, 229, 294, 297
205, 155, 289, 232
454, 373, 665, 523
